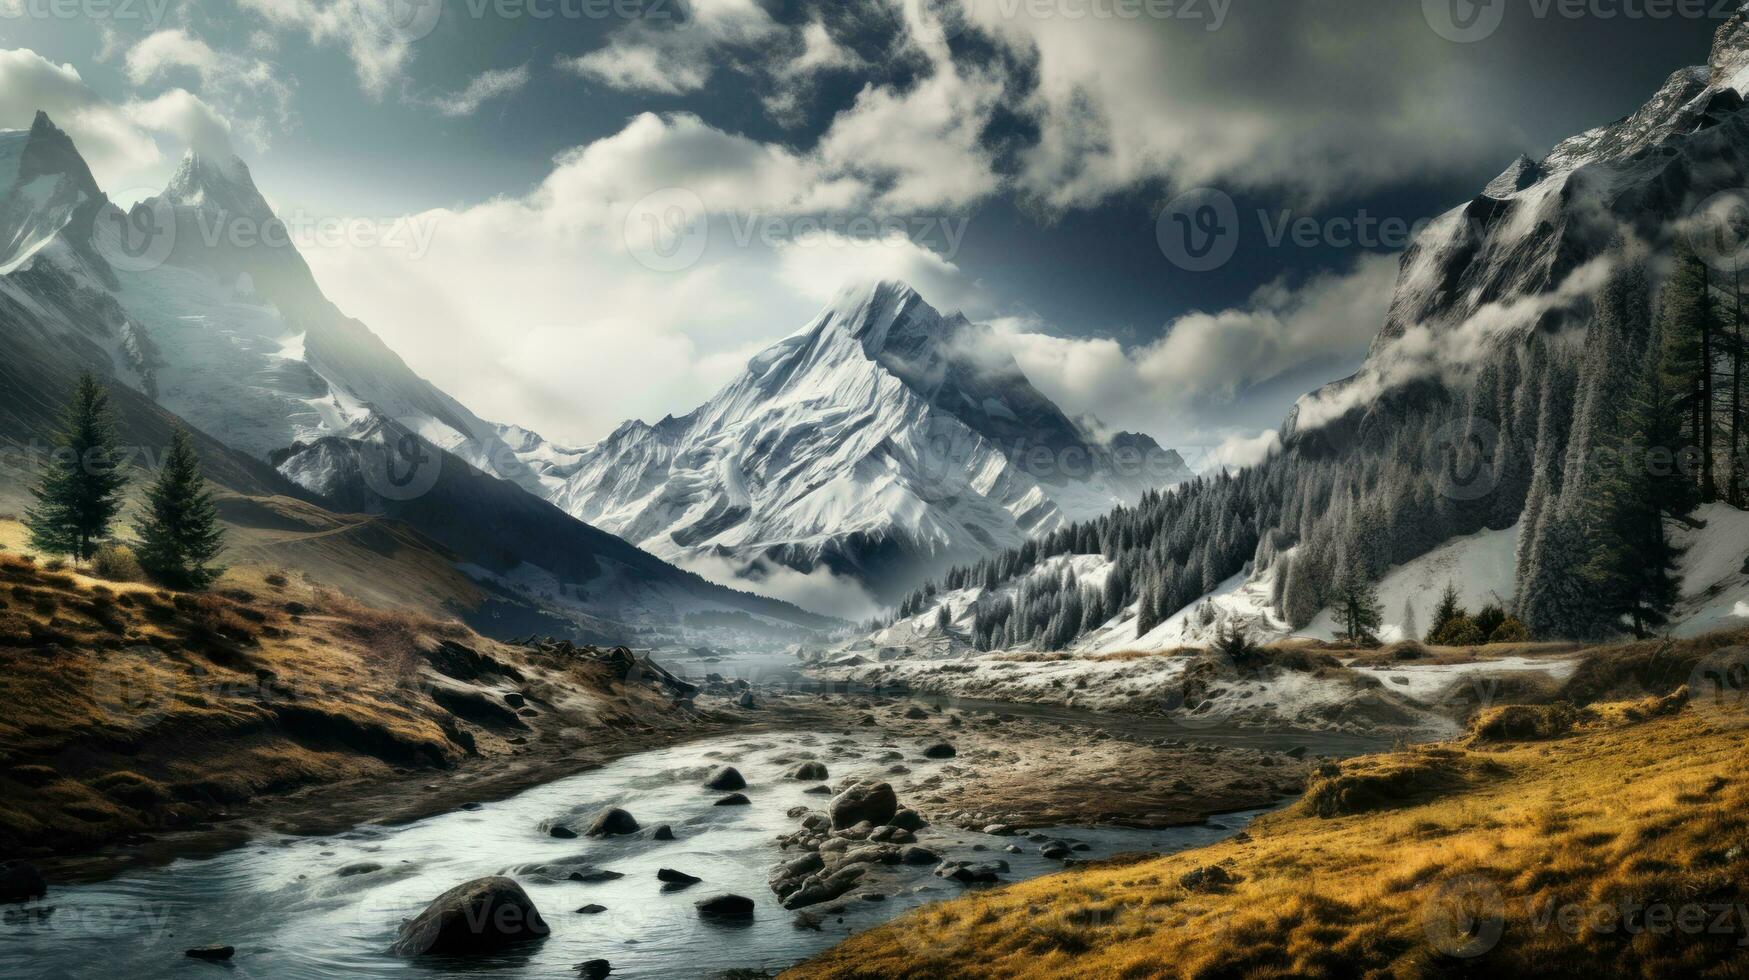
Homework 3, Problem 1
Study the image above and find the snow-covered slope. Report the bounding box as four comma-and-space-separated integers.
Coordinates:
541, 281, 1192, 605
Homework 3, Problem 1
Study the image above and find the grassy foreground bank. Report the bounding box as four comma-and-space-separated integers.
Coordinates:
789, 643, 1749, 978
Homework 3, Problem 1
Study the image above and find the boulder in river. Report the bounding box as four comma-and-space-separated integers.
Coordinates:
585, 808, 640, 837
575, 904, 607, 914
703, 766, 746, 791
184, 946, 234, 961
890, 808, 926, 831
549, 825, 578, 840
786, 761, 828, 781
695, 894, 756, 920
1040, 841, 1070, 860
902, 705, 930, 720
651, 825, 675, 841
828, 781, 898, 830
577, 958, 612, 979
923, 742, 957, 759
0, 862, 47, 904
714, 793, 751, 807
658, 868, 701, 886
390, 876, 550, 957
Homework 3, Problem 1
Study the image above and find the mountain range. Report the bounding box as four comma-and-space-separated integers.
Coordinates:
0, 108, 1189, 631
861, 10, 1749, 654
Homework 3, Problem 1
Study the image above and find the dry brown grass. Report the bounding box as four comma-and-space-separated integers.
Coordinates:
0, 545, 521, 857
788, 701, 1749, 979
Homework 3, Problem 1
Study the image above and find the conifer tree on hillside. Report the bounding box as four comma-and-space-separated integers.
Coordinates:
1336, 569, 1382, 644
26, 372, 129, 561
1426, 582, 1462, 643
1660, 244, 1722, 502
1401, 597, 1418, 644
1581, 336, 1690, 638
137, 427, 226, 590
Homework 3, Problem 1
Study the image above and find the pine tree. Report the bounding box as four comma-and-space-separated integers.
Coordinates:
1580, 340, 1689, 638
1400, 597, 1419, 645
1660, 244, 1722, 501
26, 372, 129, 561
137, 427, 226, 590
934, 604, 951, 632
1336, 569, 1382, 644
1426, 581, 1462, 643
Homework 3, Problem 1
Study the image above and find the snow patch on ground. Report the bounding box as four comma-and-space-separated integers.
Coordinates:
1672, 503, 1749, 637
1303, 524, 1520, 643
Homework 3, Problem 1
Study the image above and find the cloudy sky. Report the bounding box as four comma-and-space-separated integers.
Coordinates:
0, 0, 1718, 460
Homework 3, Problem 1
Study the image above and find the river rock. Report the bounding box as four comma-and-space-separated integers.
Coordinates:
982, 824, 1015, 836
570, 869, 624, 883
787, 761, 829, 781
703, 766, 746, 791
577, 959, 612, 979
714, 793, 751, 807
899, 845, 940, 866
902, 705, 929, 720
652, 825, 675, 841
575, 904, 607, 914
585, 808, 640, 837
184, 946, 234, 961
735, 691, 756, 709
549, 825, 578, 839
658, 868, 701, 886
0, 861, 46, 904
828, 781, 898, 830
696, 894, 756, 919
1040, 841, 1070, 860
390, 876, 550, 956
781, 866, 865, 909
923, 742, 957, 759
337, 862, 383, 877
890, 808, 926, 831
803, 784, 833, 795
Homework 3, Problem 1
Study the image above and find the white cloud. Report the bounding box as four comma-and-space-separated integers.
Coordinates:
299, 111, 983, 447
125, 29, 220, 82
238, 0, 413, 99
425, 65, 530, 117
681, 554, 883, 621
954, 0, 1521, 208
559, 0, 781, 95
0, 48, 237, 186
124, 29, 294, 152
987, 253, 1399, 446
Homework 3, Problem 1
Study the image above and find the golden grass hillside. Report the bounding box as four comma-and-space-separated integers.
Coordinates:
0, 546, 690, 859
789, 679, 1749, 978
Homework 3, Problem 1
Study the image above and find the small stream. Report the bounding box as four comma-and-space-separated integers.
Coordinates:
2, 727, 1277, 980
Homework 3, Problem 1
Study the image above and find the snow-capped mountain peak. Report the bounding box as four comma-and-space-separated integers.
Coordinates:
161, 150, 272, 220
543, 279, 1192, 611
